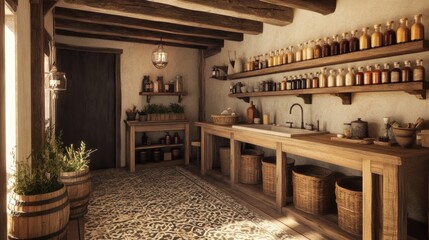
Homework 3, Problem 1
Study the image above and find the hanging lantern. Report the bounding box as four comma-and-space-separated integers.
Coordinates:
45, 65, 67, 91
152, 38, 168, 69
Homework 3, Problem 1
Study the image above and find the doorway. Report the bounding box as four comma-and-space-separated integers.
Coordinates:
55, 44, 122, 170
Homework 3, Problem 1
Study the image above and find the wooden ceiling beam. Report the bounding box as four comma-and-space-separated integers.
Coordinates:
145, 0, 293, 26
259, 0, 336, 15
5, 0, 17, 12
62, 0, 262, 34
54, 7, 243, 41
56, 29, 207, 49
55, 19, 224, 47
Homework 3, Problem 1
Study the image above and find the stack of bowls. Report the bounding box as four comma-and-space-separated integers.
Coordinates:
392, 127, 417, 148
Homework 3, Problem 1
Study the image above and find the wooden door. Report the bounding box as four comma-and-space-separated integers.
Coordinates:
56, 46, 121, 170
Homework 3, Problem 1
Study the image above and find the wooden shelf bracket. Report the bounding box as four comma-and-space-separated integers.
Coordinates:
331, 93, 352, 105
405, 81, 426, 99
238, 97, 250, 103
146, 95, 151, 103
296, 94, 312, 104
178, 94, 183, 103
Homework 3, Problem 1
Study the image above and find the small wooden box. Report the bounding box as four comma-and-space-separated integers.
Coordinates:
164, 152, 172, 161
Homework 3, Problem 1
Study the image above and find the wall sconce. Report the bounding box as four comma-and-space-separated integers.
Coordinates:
152, 38, 168, 69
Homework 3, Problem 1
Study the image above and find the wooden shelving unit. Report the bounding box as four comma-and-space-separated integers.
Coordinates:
139, 91, 188, 103
229, 81, 426, 105
136, 143, 184, 150
228, 40, 429, 80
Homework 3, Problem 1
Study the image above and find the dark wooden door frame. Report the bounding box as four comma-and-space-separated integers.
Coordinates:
55, 43, 123, 168
0, 1, 6, 238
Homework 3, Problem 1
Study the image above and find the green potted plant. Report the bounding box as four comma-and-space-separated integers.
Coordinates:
169, 103, 185, 120
8, 128, 70, 239
61, 141, 96, 219
125, 105, 138, 121
138, 107, 148, 121
146, 104, 159, 121
158, 104, 169, 121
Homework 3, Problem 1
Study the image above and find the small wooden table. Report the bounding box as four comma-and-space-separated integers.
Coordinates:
125, 121, 190, 172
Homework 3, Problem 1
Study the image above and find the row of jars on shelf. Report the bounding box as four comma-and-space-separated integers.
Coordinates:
243, 14, 424, 72
232, 59, 424, 93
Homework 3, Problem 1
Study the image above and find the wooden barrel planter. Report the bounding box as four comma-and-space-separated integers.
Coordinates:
60, 167, 92, 219
7, 185, 70, 239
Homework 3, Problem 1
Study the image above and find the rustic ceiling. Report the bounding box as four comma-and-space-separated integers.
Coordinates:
49, 0, 336, 56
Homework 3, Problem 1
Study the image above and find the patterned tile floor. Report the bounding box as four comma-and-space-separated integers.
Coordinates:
85, 167, 296, 239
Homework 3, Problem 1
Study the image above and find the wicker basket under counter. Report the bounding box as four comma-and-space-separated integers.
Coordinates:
292, 165, 335, 215
261, 156, 295, 197
336, 176, 363, 236
239, 149, 264, 184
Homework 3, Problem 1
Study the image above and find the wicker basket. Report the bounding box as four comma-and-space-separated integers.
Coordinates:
239, 149, 264, 184
292, 165, 335, 215
211, 115, 239, 125
261, 156, 295, 197
336, 176, 363, 235
219, 147, 230, 176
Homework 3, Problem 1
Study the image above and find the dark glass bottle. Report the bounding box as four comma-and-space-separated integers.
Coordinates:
381, 63, 391, 84
391, 62, 402, 83
356, 67, 364, 85
340, 32, 350, 54
384, 21, 396, 46
413, 59, 425, 81
349, 30, 360, 52
322, 37, 331, 57
372, 64, 381, 84
364, 66, 373, 85
401, 60, 412, 82
314, 39, 322, 59
331, 34, 340, 56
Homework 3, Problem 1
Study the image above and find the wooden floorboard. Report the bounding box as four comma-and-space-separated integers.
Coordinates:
68, 217, 85, 240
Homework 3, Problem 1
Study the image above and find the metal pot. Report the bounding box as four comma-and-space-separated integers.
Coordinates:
351, 118, 369, 139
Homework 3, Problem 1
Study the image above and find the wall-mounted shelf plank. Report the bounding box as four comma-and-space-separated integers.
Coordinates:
229, 81, 426, 105
135, 143, 184, 150
139, 91, 188, 103
228, 40, 429, 80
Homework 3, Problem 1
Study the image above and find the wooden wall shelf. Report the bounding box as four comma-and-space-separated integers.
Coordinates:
229, 81, 426, 105
227, 40, 429, 80
139, 91, 188, 103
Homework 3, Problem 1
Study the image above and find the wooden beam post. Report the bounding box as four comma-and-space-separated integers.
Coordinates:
260, 0, 336, 15
0, 1, 6, 239
30, 0, 45, 161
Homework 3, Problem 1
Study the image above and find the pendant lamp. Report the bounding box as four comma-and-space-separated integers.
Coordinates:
152, 38, 168, 69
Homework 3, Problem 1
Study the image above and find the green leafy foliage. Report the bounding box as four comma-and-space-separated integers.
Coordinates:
62, 141, 97, 172
169, 103, 184, 113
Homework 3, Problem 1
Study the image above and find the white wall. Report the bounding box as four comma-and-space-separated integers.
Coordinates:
204, 0, 429, 222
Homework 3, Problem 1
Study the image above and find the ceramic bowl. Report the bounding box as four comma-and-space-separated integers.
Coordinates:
392, 127, 417, 148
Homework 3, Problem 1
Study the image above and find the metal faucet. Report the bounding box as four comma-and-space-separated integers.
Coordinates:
289, 103, 304, 129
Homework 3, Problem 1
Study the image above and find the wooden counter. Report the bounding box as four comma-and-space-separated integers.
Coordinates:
125, 121, 190, 172
195, 122, 429, 240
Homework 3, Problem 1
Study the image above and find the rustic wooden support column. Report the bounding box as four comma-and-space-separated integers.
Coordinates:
30, 0, 45, 157
0, 1, 6, 238
362, 159, 373, 239
230, 135, 240, 186
275, 143, 286, 211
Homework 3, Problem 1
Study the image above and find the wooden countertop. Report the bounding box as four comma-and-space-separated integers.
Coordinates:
125, 120, 189, 126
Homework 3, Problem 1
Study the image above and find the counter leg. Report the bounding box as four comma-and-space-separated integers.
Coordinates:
276, 143, 286, 211
185, 123, 190, 165
130, 127, 136, 172
125, 125, 130, 170
363, 159, 373, 240
382, 164, 406, 239
230, 137, 241, 186
201, 130, 213, 174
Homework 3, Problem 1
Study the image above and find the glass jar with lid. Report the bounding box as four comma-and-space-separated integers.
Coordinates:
343, 123, 352, 138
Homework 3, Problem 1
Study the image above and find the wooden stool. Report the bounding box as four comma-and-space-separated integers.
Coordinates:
191, 141, 201, 167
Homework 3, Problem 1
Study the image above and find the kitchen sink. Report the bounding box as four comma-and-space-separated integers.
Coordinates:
232, 124, 328, 138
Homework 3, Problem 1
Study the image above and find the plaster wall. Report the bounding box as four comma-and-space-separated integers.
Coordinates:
55, 35, 200, 168
204, 0, 429, 222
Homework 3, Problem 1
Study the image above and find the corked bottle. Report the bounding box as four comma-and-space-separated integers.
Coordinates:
381, 63, 391, 84
296, 44, 303, 62
306, 41, 314, 60
173, 132, 180, 144
364, 66, 373, 85
302, 42, 308, 61
356, 67, 364, 85
322, 37, 331, 57
312, 72, 319, 88
384, 21, 396, 46
345, 67, 355, 86
287, 46, 295, 64
328, 69, 336, 87
349, 30, 360, 52
319, 67, 328, 88
413, 59, 425, 81
247, 101, 256, 124
336, 68, 345, 87
371, 24, 383, 48
165, 132, 171, 145
331, 34, 340, 56
359, 27, 371, 50
401, 60, 413, 82
340, 32, 350, 54
391, 62, 402, 83
397, 18, 411, 43
281, 49, 287, 65
314, 39, 322, 59
411, 14, 424, 41
372, 64, 382, 84
306, 73, 313, 89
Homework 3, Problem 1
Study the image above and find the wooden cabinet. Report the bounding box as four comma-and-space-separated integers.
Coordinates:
125, 121, 190, 172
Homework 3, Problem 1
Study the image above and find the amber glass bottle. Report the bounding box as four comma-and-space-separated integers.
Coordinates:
360, 27, 371, 50
401, 60, 412, 82
246, 101, 256, 123
356, 67, 364, 85
314, 39, 322, 59
302, 42, 308, 61
340, 32, 350, 54
312, 72, 319, 88
371, 24, 383, 48
296, 44, 303, 62
372, 64, 381, 84
349, 30, 360, 52
391, 62, 401, 83
413, 59, 425, 81
322, 37, 331, 57
307, 41, 314, 60
331, 34, 340, 56
411, 14, 424, 41
384, 21, 396, 46
281, 49, 287, 65
268, 52, 274, 68
381, 63, 391, 84
364, 66, 372, 85
306, 73, 313, 89
397, 18, 411, 43
288, 46, 295, 64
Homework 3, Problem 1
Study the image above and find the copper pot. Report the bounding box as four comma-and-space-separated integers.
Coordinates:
351, 118, 368, 139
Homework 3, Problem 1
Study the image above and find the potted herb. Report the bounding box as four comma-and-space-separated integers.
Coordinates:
8, 128, 70, 239
158, 104, 169, 121
125, 105, 138, 121
138, 107, 148, 121
169, 103, 185, 120
61, 141, 96, 219
146, 104, 159, 121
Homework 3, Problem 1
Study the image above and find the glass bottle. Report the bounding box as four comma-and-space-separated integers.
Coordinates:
391, 62, 402, 83
345, 67, 355, 86
253, 55, 260, 70
372, 64, 381, 84
340, 32, 350, 54
349, 30, 360, 52
306, 73, 313, 89
306, 41, 314, 60
371, 24, 383, 48
281, 77, 286, 90
319, 67, 328, 88
411, 14, 424, 41
384, 21, 396, 46
397, 18, 410, 43
381, 63, 391, 84
268, 52, 274, 67
296, 44, 303, 62
314, 39, 322, 59
273, 50, 279, 66
364, 66, 373, 85
249, 57, 254, 71
302, 42, 308, 61
287, 46, 295, 64
279, 49, 284, 65
322, 37, 331, 57
262, 53, 268, 69
336, 68, 345, 87
296, 75, 302, 89
281, 49, 287, 65
356, 67, 364, 85
328, 69, 336, 87
286, 76, 292, 90
359, 27, 371, 50
312, 72, 319, 88
331, 34, 340, 56
413, 59, 425, 81
401, 60, 412, 82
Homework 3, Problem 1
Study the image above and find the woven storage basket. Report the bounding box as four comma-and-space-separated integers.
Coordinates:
211, 115, 239, 125
239, 149, 264, 184
336, 176, 363, 235
219, 147, 231, 176
261, 156, 295, 197
292, 165, 335, 215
